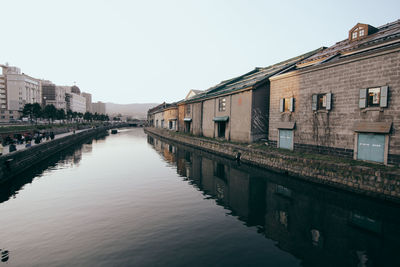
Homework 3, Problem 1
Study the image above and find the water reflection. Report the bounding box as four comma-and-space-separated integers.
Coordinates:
147, 134, 400, 267
0, 136, 104, 205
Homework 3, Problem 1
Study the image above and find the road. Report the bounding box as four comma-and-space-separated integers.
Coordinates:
1, 129, 90, 155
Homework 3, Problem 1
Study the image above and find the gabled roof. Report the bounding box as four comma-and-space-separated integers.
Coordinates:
185, 47, 323, 103
185, 89, 204, 100
296, 19, 400, 68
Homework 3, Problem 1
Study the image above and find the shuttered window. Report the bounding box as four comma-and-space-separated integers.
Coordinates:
360, 86, 389, 108
312, 93, 332, 111
312, 94, 318, 111
359, 88, 367, 108
280, 98, 295, 112
279, 99, 284, 112
289, 97, 294, 112
380, 86, 388, 107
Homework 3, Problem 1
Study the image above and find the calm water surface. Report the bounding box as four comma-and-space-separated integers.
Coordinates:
0, 128, 399, 266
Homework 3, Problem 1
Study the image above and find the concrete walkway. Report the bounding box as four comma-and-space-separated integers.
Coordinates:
1, 128, 91, 155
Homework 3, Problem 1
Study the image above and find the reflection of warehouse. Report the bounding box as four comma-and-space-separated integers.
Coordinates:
148, 135, 400, 267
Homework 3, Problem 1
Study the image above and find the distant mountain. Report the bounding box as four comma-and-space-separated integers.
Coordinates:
105, 103, 159, 119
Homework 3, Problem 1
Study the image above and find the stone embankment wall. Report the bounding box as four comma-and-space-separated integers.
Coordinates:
0, 127, 109, 183
145, 127, 400, 203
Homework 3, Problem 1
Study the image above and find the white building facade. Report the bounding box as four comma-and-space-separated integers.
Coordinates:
66, 92, 86, 113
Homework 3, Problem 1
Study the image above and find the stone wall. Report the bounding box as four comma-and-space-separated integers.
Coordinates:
269, 48, 400, 165
0, 127, 108, 183
145, 127, 400, 203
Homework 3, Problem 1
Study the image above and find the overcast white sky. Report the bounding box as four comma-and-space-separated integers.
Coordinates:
1, 0, 399, 104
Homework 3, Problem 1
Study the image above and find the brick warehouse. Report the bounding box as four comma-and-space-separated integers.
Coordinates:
269, 20, 400, 165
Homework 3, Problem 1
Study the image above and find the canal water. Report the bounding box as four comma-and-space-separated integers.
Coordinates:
0, 128, 399, 266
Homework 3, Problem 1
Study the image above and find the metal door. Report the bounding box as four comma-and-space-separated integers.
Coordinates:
279, 130, 293, 150
357, 133, 385, 163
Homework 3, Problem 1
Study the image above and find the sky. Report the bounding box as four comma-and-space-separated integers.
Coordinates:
1, 0, 399, 104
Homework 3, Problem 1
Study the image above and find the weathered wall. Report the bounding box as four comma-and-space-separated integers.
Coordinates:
251, 84, 269, 141
145, 127, 400, 203
177, 104, 185, 132
163, 107, 178, 130
269, 49, 400, 164
154, 111, 164, 128
230, 91, 252, 142
0, 127, 108, 183
192, 102, 203, 136
202, 99, 216, 138
213, 95, 231, 140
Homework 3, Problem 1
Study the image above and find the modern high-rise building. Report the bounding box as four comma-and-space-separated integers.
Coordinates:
81, 92, 92, 113
41, 80, 67, 111
66, 92, 86, 113
92, 101, 106, 115
0, 64, 41, 121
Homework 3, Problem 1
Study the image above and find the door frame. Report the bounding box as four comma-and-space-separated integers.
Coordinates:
354, 132, 389, 165
278, 129, 294, 150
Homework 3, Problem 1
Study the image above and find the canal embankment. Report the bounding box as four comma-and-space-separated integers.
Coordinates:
0, 126, 112, 183
145, 127, 400, 203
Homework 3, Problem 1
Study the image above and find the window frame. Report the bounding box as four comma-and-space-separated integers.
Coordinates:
218, 97, 226, 112
367, 87, 381, 107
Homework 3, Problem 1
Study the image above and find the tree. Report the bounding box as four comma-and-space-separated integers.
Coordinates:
83, 112, 92, 122
67, 110, 73, 122
42, 105, 57, 123
56, 109, 66, 121
32, 103, 42, 121
22, 103, 42, 123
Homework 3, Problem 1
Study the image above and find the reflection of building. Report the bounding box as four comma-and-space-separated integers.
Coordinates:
148, 134, 400, 267
92, 101, 106, 115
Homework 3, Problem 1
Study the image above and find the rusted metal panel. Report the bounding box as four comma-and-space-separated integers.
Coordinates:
353, 122, 392, 133
277, 122, 295, 129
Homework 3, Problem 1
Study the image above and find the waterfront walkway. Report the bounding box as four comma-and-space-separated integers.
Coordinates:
1, 129, 90, 156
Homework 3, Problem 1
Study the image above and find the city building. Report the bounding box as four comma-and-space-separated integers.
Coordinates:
268, 20, 400, 165
66, 92, 86, 113
41, 80, 67, 111
163, 103, 178, 130
81, 92, 92, 113
92, 101, 106, 115
0, 64, 41, 121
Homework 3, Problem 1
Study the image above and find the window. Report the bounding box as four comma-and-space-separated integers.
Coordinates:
359, 86, 388, 108
318, 94, 327, 109
312, 93, 332, 111
186, 105, 191, 115
218, 98, 226, 111
279, 98, 294, 112
352, 31, 358, 39
367, 87, 380, 106
359, 28, 365, 37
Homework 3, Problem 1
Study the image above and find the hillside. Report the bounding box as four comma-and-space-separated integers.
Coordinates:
105, 103, 159, 119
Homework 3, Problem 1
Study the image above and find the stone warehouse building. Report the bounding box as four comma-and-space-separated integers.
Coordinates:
178, 49, 322, 143
269, 20, 400, 165
148, 19, 400, 166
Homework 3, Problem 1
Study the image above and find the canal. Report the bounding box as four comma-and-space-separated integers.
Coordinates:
0, 128, 399, 266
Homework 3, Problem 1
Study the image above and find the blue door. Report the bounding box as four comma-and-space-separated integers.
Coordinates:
357, 133, 385, 163
279, 130, 293, 150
